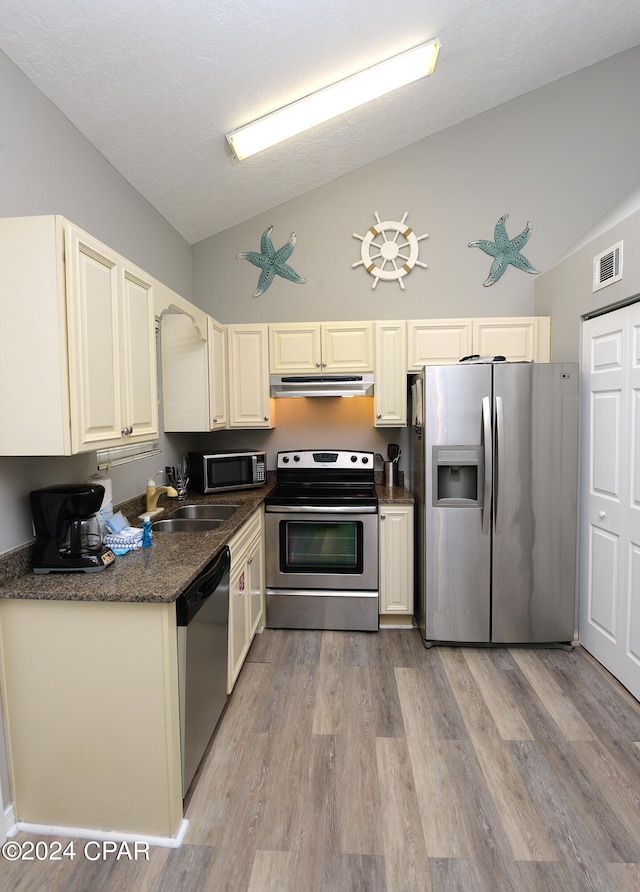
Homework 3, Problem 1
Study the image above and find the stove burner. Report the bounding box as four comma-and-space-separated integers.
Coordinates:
266, 449, 378, 512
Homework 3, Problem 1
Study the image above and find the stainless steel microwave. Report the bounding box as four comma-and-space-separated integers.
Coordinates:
188, 451, 267, 493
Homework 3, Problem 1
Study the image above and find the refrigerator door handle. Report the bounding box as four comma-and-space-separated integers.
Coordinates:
495, 395, 505, 534
482, 396, 492, 535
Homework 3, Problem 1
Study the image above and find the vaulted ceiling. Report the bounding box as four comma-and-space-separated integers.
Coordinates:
1, 1, 639, 244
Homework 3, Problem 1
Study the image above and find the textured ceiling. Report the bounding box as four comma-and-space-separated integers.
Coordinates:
1, 1, 640, 244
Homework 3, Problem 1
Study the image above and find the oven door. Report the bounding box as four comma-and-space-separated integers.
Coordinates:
265, 509, 378, 592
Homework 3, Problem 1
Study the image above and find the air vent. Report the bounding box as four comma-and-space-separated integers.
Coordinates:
593, 241, 623, 292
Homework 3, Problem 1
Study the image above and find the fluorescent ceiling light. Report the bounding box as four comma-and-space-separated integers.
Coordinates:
226, 38, 441, 161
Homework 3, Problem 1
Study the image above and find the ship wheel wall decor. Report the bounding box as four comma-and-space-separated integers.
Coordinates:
353, 212, 428, 290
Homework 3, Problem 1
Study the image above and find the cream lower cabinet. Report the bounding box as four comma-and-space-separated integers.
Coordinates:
374, 321, 407, 427
0, 215, 158, 455
161, 312, 227, 431
379, 504, 414, 617
269, 321, 374, 373
228, 508, 265, 692
407, 316, 550, 369
0, 598, 183, 839
227, 324, 274, 428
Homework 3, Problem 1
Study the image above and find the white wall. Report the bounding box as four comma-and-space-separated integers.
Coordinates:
535, 187, 640, 361
0, 49, 194, 554
193, 47, 640, 327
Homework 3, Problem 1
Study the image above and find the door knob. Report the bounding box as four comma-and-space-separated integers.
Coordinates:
599, 510, 606, 519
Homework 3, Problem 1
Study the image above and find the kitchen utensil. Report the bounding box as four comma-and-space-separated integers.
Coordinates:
388, 444, 400, 461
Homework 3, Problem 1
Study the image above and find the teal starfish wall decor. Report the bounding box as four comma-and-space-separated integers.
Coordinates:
468, 214, 540, 286
237, 225, 306, 297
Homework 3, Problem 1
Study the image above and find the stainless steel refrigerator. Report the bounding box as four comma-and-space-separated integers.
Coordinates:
409, 362, 579, 647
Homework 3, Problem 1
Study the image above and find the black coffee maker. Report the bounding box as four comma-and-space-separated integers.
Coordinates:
30, 484, 116, 574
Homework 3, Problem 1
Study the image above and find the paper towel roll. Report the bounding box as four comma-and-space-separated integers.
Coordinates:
88, 473, 113, 516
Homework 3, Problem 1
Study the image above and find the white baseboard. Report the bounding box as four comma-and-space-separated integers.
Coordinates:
11, 817, 189, 849
4, 802, 16, 840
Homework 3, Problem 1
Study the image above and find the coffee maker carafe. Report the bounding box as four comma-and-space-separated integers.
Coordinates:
30, 484, 116, 573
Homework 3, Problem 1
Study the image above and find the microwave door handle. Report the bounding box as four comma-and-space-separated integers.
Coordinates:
251, 455, 257, 481
482, 396, 492, 536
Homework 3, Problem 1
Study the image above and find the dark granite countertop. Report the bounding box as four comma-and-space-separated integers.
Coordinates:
0, 474, 413, 605
0, 482, 275, 605
376, 482, 414, 504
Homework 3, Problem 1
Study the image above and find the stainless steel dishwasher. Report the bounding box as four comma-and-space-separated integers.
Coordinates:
176, 545, 230, 796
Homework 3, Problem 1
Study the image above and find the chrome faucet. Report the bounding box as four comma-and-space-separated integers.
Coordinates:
145, 475, 178, 513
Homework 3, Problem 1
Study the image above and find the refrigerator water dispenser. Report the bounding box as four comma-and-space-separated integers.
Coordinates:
432, 447, 481, 506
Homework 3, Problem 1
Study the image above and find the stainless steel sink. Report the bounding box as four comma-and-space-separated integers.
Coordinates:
169, 504, 241, 521
152, 518, 225, 532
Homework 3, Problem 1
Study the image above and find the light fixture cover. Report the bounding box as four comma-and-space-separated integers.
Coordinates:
226, 38, 441, 161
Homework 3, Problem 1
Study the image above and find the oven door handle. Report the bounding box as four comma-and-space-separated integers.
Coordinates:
265, 504, 378, 514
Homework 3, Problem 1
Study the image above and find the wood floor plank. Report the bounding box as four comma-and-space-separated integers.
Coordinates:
462, 648, 534, 740
509, 649, 596, 741
570, 739, 640, 854
395, 667, 439, 739
407, 735, 472, 859
495, 655, 574, 771
440, 648, 557, 862
517, 859, 591, 892
154, 845, 215, 892
290, 735, 342, 892
538, 648, 640, 744
254, 664, 319, 852
443, 738, 526, 892
340, 853, 387, 891
419, 649, 469, 740
508, 740, 620, 890
292, 629, 323, 665
340, 667, 384, 856
509, 739, 640, 863
376, 736, 432, 892
312, 631, 345, 735
246, 849, 296, 892
429, 857, 481, 892
605, 862, 640, 891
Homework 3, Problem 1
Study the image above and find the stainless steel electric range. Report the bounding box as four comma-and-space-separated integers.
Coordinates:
264, 450, 379, 631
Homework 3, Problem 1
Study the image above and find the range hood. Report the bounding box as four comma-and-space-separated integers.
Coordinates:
270, 374, 375, 398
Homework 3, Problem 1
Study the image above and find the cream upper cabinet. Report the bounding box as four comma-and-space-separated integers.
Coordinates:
208, 317, 228, 429
407, 319, 473, 368
161, 312, 227, 432
269, 321, 373, 374
66, 225, 158, 452
407, 316, 550, 369
374, 321, 407, 427
0, 215, 158, 456
472, 316, 550, 362
227, 323, 274, 428
379, 504, 414, 616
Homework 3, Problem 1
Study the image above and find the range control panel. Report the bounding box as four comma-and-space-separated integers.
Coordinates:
276, 450, 374, 470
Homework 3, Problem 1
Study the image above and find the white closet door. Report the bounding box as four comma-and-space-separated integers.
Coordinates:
581, 304, 640, 700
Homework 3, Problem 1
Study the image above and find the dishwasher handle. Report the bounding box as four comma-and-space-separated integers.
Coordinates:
176, 546, 231, 626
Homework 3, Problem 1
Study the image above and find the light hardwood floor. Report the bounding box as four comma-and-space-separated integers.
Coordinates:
3, 629, 640, 891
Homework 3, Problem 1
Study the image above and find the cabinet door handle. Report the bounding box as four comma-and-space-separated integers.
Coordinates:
121, 426, 133, 436
380, 515, 386, 520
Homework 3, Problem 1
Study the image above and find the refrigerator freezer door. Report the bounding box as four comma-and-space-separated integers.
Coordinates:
423, 365, 492, 642
491, 363, 578, 643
